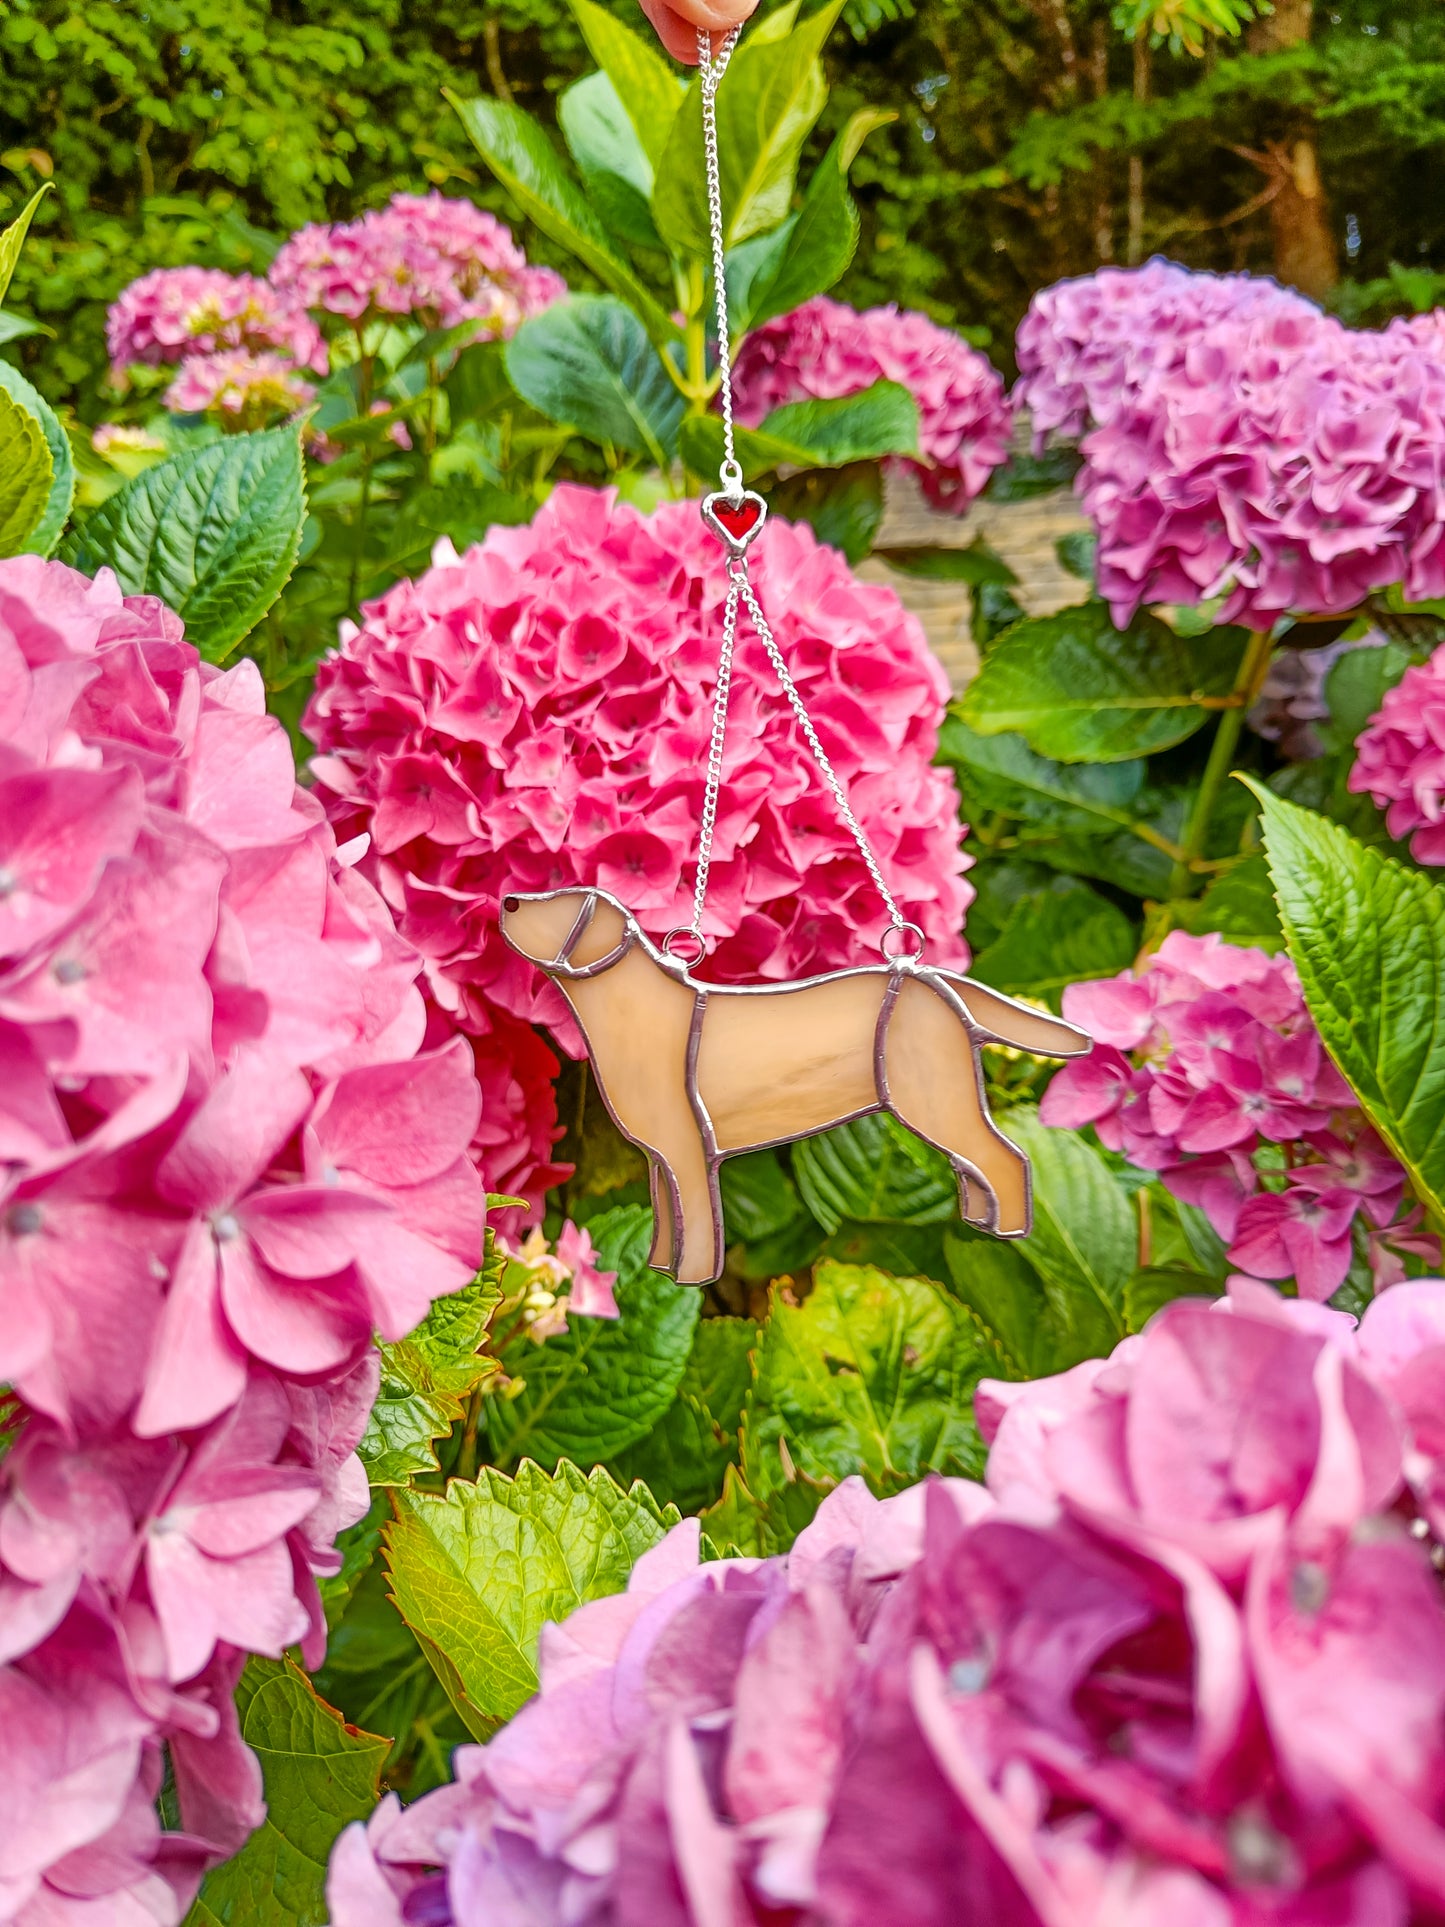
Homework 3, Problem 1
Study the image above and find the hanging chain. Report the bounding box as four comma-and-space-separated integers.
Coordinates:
674, 26, 919, 966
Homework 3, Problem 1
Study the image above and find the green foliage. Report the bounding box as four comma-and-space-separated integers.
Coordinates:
0, 359, 72, 552
1253, 783, 1445, 1226
61, 425, 306, 658
360, 1253, 504, 1486
968, 871, 1137, 1003
484, 1205, 700, 1470
506, 295, 684, 463
0, 383, 51, 555
793, 1113, 959, 1232
0, 185, 49, 306
184, 1659, 385, 1927
384, 1459, 675, 1739
610, 1315, 758, 1513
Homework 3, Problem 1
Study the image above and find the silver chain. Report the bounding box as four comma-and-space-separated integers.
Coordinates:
678, 26, 915, 963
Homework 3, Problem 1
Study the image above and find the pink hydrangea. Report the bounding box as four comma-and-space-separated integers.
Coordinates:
1040, 931, 1423, 1299
731, 295, 1012, 513
164, 348, 317, 427
1348, 645, 1445, 863
1013, 257, 1319, 445
0, 556, 487, 1922
304, 484, 973, 1071
106, 267, 327, 381
328, 1279, 1445, 1927
268, 192, 565, 335
1029, 266, 1445, 627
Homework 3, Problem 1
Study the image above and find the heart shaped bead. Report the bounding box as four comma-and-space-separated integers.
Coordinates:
701, 488, 768, 555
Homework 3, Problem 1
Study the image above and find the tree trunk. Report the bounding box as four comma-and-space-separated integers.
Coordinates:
1247, 0, 1338, 297
1126, 32, 1149, 266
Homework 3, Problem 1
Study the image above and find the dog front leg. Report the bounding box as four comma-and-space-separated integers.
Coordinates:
647, 1155, 683, 1275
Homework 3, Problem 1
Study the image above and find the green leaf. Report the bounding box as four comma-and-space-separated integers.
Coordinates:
567, 0, 684, 168
0, 311, 45, 346
769, 460, 884, 563
60, 425, 305, 659
1124, 1265, 1222, 1334
793, 1113, 958, 1233
652, 0, 846, 255
743, 1260, 987, 1503
447, 92, 679, 351
0, 359, 73, 554
372, 479, 532, 587
1320, 636, 1416, 752
485, 1204, 700, 1469
0, 385, 52, 558
943, 1228, 1119, 1378
183, 1659, 385, 1927
506, 296, 684, 466
969, 874, 1137, 1003
1174, 852, 1283, 951
679, 381, 917, 483
0, 185, 51, 308
385, 1460, 675, 1740
1251, 783, 1445, 1225
877, 538, 1017, 586
962, 604, 1246, 762
360, 1260, 504, 1485
740, 109, 894, 329
939, 712, 1150, 832
558, 71, 663, 251
609, 1315, 758, 1513
995, 1106, 1132, 1342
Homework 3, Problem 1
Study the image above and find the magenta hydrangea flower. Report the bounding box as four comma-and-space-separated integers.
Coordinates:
731, 295, 1012, 513
303, 484, 973, 1076
268, 192, 565, 334
0, 556, 488, 1921
1013, 257, 1318, 445
1041, 931, 1419, 1298
1348, 647, 1445, 863
106, 267, 327, 382
328, 1278, 1445, 1927
164, 348, 317, 427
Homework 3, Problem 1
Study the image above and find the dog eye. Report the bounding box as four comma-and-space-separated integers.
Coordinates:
503, 896, 520, 913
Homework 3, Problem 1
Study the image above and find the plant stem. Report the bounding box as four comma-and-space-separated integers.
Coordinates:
1167, 627, 1275, 899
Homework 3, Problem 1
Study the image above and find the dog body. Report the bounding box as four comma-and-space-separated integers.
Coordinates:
500, 887, 1091, 1285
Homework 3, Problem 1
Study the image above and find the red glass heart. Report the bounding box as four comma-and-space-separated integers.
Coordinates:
714, 498, 761, 540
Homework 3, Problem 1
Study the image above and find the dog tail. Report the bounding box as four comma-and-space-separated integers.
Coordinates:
930, 970, 1091, 1060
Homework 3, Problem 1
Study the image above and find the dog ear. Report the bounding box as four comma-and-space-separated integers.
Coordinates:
568, 893, 630, 968
947, 978, 1092, 1059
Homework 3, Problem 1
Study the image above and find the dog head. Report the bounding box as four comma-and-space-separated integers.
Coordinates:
500, 887, 636, 979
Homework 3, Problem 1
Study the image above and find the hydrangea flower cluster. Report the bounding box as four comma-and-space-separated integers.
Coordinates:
1013, 258, 1318, 445
499, 1221, 619, 1342
1016, 262, 1445, 628
328, 1278, 1445, 1927
731, 295, 1012, 512
163, 348, 318, 428
1040, 931, 1426, 1300
0, 556, 486, 1923
303, 484, 973, 1065
268, 193, 564, 332
1348, 644, 1445, 864
105, 266, 328, 383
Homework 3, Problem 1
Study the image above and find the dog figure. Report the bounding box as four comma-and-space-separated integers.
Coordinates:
501, 887, 1091, 1286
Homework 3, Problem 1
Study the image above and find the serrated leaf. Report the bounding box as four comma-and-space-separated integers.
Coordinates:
739, 109, 893, 330
385, 1460, 675, 1740
743, 1260, 987, 1505
0, 185, 50, 308
939, 712, 1149, 833
183, 1659, 385, 1927
360, 1258, 504, 1485
700, 1458, 826, 1557
944, 1227, 1119, 1378
1251, 783, 1445, 1225
995, 1107, 1132, 1342
558, 71, 663, 251
0, 386, 51, 558
962, 604, 1246, 763
567, 0, 685, 168
793, 1113, 959, 1232
680, 380, 916, 483
506, 296, 684, 465
447, 92, 679, 351
1123, 1265, 1222, 1334
969, 874, 1136, 1003
609, 1315, 757, 1513
0, 358, 73, 554
652, 0, 846, 255
60, 425, 305, 659
485, 1205, 699, 1469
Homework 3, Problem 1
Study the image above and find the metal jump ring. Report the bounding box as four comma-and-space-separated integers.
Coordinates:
880, 921, 926, 962
662, 926, 707, 967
